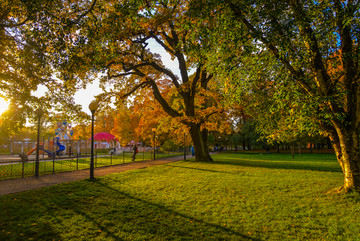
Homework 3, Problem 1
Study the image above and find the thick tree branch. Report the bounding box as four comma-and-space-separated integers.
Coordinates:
225, 0, 315, 96
201, 71, 213, 89
122, 67, 181, 118
148, 62, 181, 89
191, 66, 202, 96
334, 0, 357, 115
289, 0, 330, 95
170, 23, 190, 85
107, 72, 137, 79
117, 60, 182, 89
264, 3, 299, 61
122, 81, 150, 99
147, 77, 181, 117
153, 34, 175, 55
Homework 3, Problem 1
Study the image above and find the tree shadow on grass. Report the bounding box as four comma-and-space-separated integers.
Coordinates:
82, 180, 260, 241
210, 157, 342, 173
164, 164, 237, 174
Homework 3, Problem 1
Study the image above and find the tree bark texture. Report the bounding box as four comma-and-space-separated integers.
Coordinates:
329, 124, 360, 192
189, 124, 213, 162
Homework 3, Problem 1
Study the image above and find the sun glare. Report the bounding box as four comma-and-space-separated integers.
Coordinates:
0, 98, 9, 115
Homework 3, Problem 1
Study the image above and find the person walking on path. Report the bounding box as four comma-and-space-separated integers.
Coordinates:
132, 144, 138, 161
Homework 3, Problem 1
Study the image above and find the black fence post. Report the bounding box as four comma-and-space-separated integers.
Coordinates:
22, 161, 25, 178
52, 137, 55, 174
110, 151, 112, 166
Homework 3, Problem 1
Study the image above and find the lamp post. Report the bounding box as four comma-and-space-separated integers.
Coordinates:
152, 128, 156, 160
184, 132, 186, 161
34, 108, 43, 177
89, 100, 99, 180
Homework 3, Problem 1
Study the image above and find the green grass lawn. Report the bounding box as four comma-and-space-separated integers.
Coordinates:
1, 152, 359, 240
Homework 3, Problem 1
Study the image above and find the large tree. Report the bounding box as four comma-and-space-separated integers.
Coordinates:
39, 0, 226, 162
207, 0, 360, 192
0, 0, 95, 134
0, 0, 51, 131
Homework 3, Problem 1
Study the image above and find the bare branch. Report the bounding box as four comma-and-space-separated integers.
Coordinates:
122, 81, 150, 98
0, 17, 29, 28
205, 110, 223, 120
69, 0, 97, 25
107, 72, 137, 79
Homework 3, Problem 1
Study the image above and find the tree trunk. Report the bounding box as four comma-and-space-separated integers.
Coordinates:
189, 124, 213, 162
329, 125, 360, 192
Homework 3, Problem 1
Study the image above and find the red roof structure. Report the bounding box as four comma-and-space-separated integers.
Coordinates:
89, 132, 119, 142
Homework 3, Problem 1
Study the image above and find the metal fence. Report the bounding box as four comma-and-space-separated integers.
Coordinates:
1, 138, 94, 156
0, 147, 185, 180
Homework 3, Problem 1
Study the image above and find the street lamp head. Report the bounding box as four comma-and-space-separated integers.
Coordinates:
152, 128, 156, 132
35, 108, 44, 118
89, 101, 99, 113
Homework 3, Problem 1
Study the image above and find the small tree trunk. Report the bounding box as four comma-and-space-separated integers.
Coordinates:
189, 124, 213, 162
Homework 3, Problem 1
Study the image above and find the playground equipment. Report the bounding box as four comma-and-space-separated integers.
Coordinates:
89, 132, 121, 153
52, 137, 66, 156
55, 119, 73, 140
54, 119, 73, 155
26, 137, 65, 157
26, 119, 72, 157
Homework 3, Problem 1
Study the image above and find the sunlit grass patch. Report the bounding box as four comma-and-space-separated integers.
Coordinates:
1, 152, 358, 240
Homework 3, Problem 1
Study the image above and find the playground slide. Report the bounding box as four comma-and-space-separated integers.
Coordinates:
55, 137, 65, 156
43, 149, 54, 157
27, 147, 37, 155
27, 146, 54, 157
26, 138, 65, 157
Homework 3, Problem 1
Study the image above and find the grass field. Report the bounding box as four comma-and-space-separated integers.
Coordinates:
1, 152, 359, 240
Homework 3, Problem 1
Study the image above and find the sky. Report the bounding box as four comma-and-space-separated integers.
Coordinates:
0, 98, 9, 115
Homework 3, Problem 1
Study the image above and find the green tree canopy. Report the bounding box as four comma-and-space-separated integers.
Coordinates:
198, 0, 360, 192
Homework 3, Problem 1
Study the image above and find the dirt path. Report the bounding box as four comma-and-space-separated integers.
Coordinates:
0, 155, 191, 196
